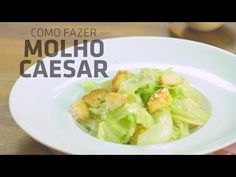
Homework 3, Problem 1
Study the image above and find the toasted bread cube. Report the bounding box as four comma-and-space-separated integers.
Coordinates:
160, 73, 182, 86
82, 89, 107, 108
147, 87, 172, 113
130, 126, 147, 144
69, 99, 89, 123
105, 92, 128, 111
112, 70, 130, 92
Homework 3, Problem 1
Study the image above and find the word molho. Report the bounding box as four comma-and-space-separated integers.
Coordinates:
20, 39, 108, 78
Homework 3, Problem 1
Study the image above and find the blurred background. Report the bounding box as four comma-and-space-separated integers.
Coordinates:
0, 22, 236, 154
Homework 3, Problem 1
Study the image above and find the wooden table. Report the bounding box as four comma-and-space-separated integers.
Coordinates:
1, 23, 236, 154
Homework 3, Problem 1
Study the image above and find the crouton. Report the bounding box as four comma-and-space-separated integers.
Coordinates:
105, 92, 128, 111
160, 73, 182, 86
112, 70, 130, 92
147, 87, 172, 113
69, 99, 89, 123
82, 88, 107, 108
130, 126, 147, 144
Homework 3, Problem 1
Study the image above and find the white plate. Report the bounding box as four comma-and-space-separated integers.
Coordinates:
9, 37, 236, 154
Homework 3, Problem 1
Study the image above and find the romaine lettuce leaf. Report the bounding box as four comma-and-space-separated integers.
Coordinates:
136, 82, 158, 104
119, 68, 160, 93
171, 98, 210, 125
97, 108, 136, 144
136, 108, 154, 128
97, 103, 155, 144
171, 121, 190, 140
137, 109, 173, 145
77, 68, 211, 145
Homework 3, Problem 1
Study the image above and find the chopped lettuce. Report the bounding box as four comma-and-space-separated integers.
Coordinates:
97, 106, 137, 144
137, 108, 154, 128
71, 68, 211, 145
171, 98, 210, 125
119, 68, 160, 94
137, 109, 173, 145
136, 82, 158, 104
171, 121, 190, 140
97, 103, 155, 144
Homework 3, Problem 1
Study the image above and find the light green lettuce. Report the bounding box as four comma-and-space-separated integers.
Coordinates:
137, 109, 173, 145
97, 106, 137, 144
78, 68, 211, 145
119, 68, 161, 94
97, 103, 155, 144
171, 98, 210, 125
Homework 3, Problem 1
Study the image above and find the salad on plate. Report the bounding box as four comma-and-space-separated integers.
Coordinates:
69, 68, 211, 145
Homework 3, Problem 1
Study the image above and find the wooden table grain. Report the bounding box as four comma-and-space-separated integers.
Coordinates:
1, 23, 236, 154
